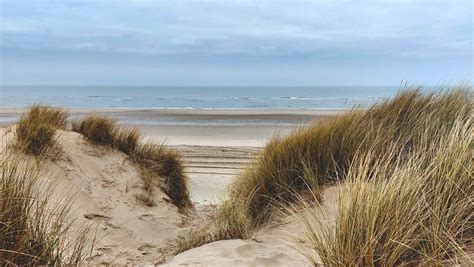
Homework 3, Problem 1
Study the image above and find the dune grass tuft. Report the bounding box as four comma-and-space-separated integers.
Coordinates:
72, 115, 116, 146
24, 104, 68, 129
133, 142, 192, 209
72, 115, 140, 154
0, 156, 92, 265
228, 87, 472, 225
15, 104, 68, 157
114, 127, 140, 154
292, 115, 473, 265
72, 115, 191, 209
174, 199, 251, 254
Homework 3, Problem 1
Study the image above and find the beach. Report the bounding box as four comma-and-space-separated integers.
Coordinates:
0, 108, 339, 146
0, 108, 339, 205
2, 0, 471, 264
1, 89, 472, 265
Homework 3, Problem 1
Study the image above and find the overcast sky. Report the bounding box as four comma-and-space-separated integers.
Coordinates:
0, 0, 472, 86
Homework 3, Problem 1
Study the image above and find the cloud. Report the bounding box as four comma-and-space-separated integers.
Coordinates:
0, 0, 472, 85
2, 0, 471, 56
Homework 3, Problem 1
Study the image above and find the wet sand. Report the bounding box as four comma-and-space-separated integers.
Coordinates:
0, 108, 340, 146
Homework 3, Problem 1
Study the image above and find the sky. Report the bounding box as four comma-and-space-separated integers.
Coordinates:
0, 0, 472, 86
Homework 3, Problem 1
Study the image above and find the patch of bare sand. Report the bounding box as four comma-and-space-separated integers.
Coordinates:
165, 239, 307, 266
176, 145, 261, 205
167, 186, 341, 266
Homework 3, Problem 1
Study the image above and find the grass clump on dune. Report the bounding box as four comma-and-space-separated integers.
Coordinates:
15, 104, 68, 157
114, 127, 140, 154
71, 115, 117, 146
175, 197, 251, 254
0, 157, 92, 265
72, 115, 140, 154
176, 86, 473, 253
229, 87, 472, 225
133, 142, 192, 209
72, 115, 191, 209
294, 116, 473, 265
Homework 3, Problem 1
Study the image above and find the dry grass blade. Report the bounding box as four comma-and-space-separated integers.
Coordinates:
174, 198, 252, 254
114, 127, 140, 154
133, 142, 192, 209
290, 115, 473, 266
0, 155, 93, 265
15, 104, 68, 157
72, 115, 116, 146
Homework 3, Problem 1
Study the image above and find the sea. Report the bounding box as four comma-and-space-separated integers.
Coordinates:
0, 85, 444, 110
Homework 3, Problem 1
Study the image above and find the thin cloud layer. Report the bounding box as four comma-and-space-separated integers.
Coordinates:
1, 0, 472, 85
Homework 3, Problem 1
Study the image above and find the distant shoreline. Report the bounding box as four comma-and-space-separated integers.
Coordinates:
0, 107, 349, 113
0, 107, 340, 146
0, 107, 344, 122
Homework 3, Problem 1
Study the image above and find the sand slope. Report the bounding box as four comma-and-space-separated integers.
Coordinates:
167, 186, 341, 266
0, 127, 191, 264
165, 239, 307, 266
51, 130, 189, 264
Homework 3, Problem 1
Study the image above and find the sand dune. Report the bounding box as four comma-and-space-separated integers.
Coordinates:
0, 125, 323, 265
0, 108, 339, 265
1, 127, 190, 264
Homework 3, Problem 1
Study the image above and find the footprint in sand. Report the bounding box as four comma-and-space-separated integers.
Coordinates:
96, 247, 113, 253
84, 213, 111, 221
138, 214, 155, 222
138, 243, 157, 255
137, 244, 156, 251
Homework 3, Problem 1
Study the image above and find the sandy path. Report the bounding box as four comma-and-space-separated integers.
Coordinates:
174, 145, 261, 205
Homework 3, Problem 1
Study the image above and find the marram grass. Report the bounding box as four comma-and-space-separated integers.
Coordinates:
291, 115, 473, 266
0, 156, 92, 265
231, 88, 472, 225
15, 104, 68, 157
72, 115, 191, 209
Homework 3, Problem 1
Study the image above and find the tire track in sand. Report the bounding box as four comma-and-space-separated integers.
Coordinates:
172, 145, 261, 205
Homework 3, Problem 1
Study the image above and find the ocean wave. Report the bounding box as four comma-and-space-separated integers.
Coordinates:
1, 95, 386, 101
0, 94, 390, 109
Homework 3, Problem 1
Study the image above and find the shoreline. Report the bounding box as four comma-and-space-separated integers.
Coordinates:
0, 107, 343, 123
0, 107, 340, 146
0, 107, 346, 114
